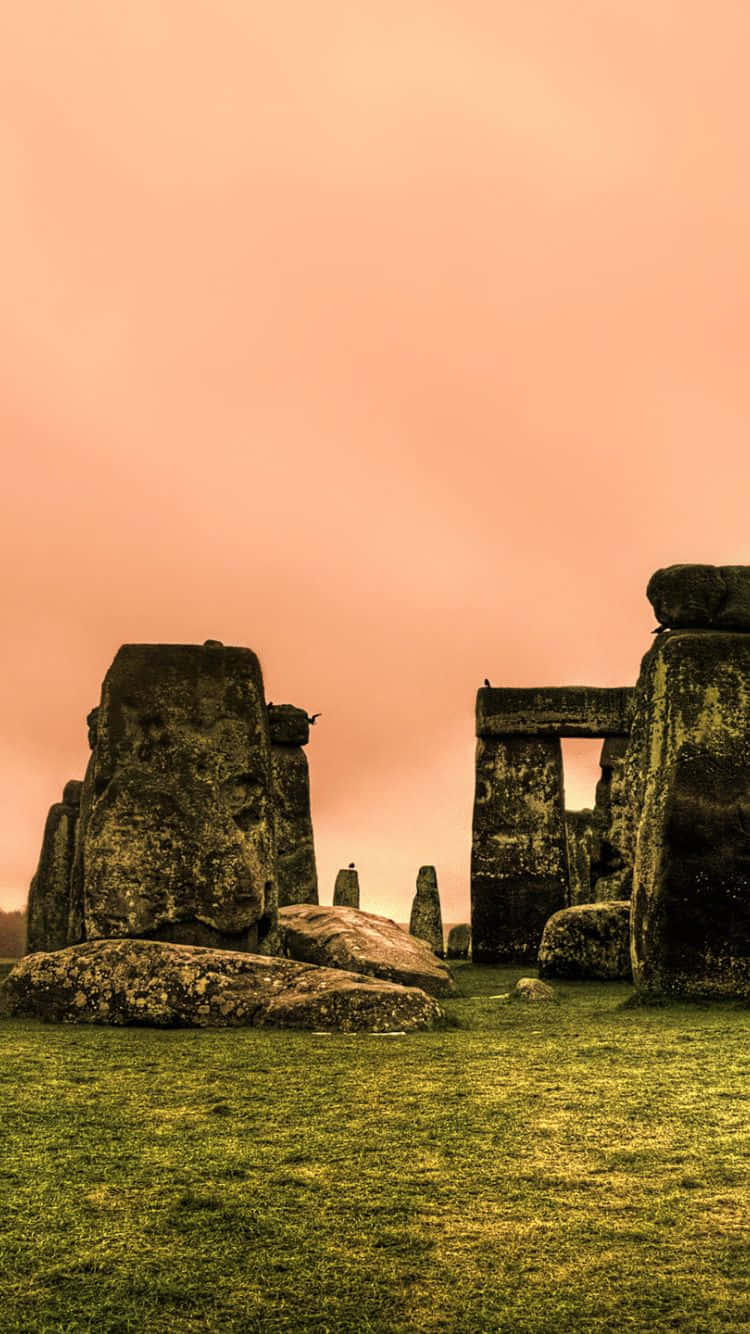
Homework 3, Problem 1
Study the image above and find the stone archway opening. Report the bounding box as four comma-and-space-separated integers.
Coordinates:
561, 737, 602, 811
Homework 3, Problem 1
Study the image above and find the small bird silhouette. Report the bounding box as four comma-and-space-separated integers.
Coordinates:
307, 712, 322, 724
348, 862, 356, 869
483, 678, 491, 687
267, 701, 274, 707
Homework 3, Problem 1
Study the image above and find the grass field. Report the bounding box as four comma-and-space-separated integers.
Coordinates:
1, 962, 750, 1333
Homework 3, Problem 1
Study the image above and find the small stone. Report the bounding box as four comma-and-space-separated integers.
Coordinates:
333, 868, 360, 909
514, 977, 557, 1002
446, 924, 471, 960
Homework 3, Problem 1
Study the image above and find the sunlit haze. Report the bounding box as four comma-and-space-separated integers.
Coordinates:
3, 2, 750, 921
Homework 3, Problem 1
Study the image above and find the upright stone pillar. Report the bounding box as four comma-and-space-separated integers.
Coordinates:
79, 642, 278, 951
630, 565, 750, 999
590, 737, 631, 901
333, 868, 360, 908
26, 780, 82, 953
267, 705, 318, 907
409, 865, 444, 956
471, 734, 568, 962
565, 809, 596, 906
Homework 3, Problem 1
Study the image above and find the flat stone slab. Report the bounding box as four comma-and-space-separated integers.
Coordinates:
0, 939, 443, 1032
537, 902, 631, 981
277, 904, 455, 998
476, 687, 633, 738
647, 564, 750, 630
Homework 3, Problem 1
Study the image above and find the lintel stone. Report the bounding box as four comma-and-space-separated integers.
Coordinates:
476, 686, 633, 738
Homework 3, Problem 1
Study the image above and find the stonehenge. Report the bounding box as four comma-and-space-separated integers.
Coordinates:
16, 559, 750, 1019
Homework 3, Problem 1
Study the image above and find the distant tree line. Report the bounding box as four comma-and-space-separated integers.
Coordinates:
0, 909, 26, 957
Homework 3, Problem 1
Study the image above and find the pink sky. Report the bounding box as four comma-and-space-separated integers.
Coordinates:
3, 2, 750, 922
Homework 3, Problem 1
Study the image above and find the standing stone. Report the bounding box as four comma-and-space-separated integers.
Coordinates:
408, 865, 444, 956
78, 643, 278, 951
630, 624, 750, 1000
590, 736, 631, 900
471, 734, 568, 962
268, 705, 318, 907
26, 780, 83, 954
333, 868, 360, 909
446, 923, 471, 960
565, 809, 596, 906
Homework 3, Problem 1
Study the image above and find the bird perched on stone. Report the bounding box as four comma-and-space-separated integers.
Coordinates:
483, 678, 491, 687
348, 862, 355, 869
307, 712, 322, 724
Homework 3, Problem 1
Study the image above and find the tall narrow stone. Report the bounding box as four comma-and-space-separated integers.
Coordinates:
565, 809, 596, 906
590, 736, 631, 900
408, 865, 444, 956
471, 734, 568, 962
26, 780, 82, 953
630, 626, 750, 999
268, 705, 318, 907
79, 643, 278, 951
333, 868, 359, 909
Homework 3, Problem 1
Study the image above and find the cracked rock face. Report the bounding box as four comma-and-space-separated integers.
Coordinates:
277, 903, 455, 998
647, 564, 750, 630
79, 644, 278, 951
0, 939, 444, 1031
537, 902, 631, 981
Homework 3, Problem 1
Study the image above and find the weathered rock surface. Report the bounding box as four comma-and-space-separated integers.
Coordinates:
647, 564, 750, 631
471, 735, 568, 962
630, 629, 750, 999
589, 737, 631, 900
26, 781, 83, 954
0, 939, 443, 1031
565, 809, 596, 907
446, 924, 471, 960
333, 868, 360, 909
538, 902, 631, 980
408, 865, 444, 956
268, 704, 318, 908
79, 643, 278, 951
476, 686, 633, 738
514, 977, 557, 1002
277, 903, 455, 997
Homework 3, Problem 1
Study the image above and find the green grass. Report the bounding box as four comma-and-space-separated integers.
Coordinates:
1, 963, 750, 1332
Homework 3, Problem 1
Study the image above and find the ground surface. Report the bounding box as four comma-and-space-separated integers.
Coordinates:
1, 962, 749, 1332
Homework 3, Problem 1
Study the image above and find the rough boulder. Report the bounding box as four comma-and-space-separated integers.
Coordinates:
0, 939, 443, 1032
537, 902, 631, 981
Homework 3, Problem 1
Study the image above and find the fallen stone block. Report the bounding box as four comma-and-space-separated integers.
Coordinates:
0, 939, 444, 1032
277, 903, 455, 997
